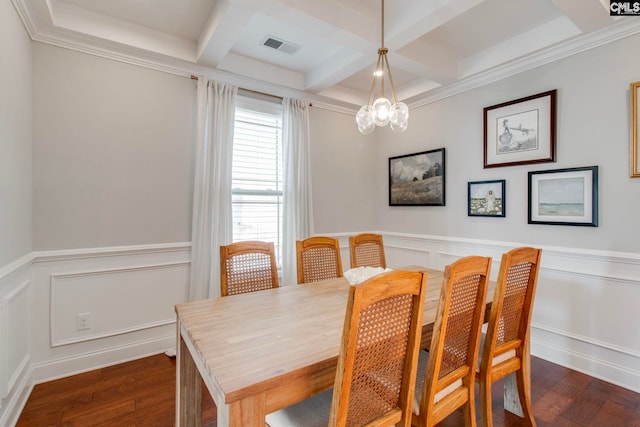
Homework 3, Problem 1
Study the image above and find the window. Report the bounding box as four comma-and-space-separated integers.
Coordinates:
232, 94, 283, 267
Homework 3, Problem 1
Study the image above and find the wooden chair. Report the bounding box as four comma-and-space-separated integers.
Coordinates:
296, 236, 343, 284
413, 256, 492, 427
477, 247, 542, 427
219, 241, 279, 297
266, 270, 428, 427
349, 233, 387, 269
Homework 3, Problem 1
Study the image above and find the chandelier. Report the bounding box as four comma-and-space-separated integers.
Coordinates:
356, 0, 409, 134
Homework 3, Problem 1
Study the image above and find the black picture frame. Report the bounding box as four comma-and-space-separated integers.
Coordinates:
468, 180, 506, 217
389, 148, 446, 206
484, 89, 557, 168
528, 166, 598, 226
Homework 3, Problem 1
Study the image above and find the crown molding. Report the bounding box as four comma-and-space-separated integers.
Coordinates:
407, 18, 640, 109
12, 0, 640, 115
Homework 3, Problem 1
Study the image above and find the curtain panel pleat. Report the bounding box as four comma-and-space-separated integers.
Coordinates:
282, 98, 314, 285
189, 79, 237, 300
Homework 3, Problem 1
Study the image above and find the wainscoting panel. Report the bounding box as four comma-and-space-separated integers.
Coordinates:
0, 254, 34, 427
30, 243, 191, 384
332, 231, 640, 393
50, 262, 189, 347
5, 280, 31, 395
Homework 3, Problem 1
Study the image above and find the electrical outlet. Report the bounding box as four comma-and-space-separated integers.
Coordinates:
77, 313, 91, 330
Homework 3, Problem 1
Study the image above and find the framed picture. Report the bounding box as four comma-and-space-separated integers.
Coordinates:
631, 81, 640, 177
528, 166, 598, 227
389, 148, 446, 206
484, 89, 557, 168
468, 180, 505, 217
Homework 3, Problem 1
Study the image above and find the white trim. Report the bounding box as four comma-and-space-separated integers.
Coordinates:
33, 242, 191, 263
532, 323, 640, 359
0, 253, 33, 284
32, 334, 176, 384
13, 0, 640, 115
531, 336, 640, 394
407, 19, 640, 109
0, 364, 33, 427
3, 280, 31, 394
49, 261, 188, 347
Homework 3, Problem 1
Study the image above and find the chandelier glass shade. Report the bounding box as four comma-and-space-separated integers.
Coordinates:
356, 0, 409, 134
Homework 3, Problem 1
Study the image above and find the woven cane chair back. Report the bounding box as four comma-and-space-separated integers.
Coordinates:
219, 241, 279, 297
296, 236, 343, 284
349, 233, 387, 269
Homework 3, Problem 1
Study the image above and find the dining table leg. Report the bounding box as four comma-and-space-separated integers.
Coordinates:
222, 393, 267, 427
178, 334, 202, 426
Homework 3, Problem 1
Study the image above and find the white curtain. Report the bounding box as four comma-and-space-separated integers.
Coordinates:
189, 78, 237, 300
282, 98, 314, 285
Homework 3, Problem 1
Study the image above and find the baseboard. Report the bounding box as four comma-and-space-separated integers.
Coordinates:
531, 324, 640, 393
32, 334, 176, 384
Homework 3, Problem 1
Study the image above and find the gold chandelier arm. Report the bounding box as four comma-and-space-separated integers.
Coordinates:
383, 53, 399, 104
368, 52, 383, 105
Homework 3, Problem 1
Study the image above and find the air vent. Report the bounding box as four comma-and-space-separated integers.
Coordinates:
261, 36, 301, 55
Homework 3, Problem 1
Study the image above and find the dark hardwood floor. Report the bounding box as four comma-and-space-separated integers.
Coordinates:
15, 354, 640, 426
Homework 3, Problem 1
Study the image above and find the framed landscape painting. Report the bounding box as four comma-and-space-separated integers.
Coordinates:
468, 180, 505, 217
528, 166, 598, 226
484, 90, 556, 168
389, 148, 446, 206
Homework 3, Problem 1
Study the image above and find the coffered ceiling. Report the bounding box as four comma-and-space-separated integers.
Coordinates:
12, 0, 640, 108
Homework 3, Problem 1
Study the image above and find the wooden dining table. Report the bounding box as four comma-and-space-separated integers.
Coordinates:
175, 266, 521, 426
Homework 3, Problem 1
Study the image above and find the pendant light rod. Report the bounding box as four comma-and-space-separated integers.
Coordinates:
355, 0, 409, 134
381, 0, 385, 48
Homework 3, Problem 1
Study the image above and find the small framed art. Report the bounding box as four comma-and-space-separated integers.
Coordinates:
528, 166, 598, 227
484, 90, 556, 168
468, 180, 505, 217
389, 148, 446, 206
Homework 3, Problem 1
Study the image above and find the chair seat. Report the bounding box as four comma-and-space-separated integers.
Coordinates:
266, 389, 332, 427
477, 327, 517, 372
412, 350, 463, 416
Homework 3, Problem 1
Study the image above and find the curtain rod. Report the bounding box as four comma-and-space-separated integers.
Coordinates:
190, 74, 312, 106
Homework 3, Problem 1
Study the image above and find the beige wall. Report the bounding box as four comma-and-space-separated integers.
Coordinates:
30, 41, 380, 252
309, 107, 378, 234
372, 32, 640, 253
27, 32, 640, 253
32, 43, 196, 250
0, 0, 33, 266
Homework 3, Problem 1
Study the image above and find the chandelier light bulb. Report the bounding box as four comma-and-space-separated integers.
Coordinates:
389, 102, 409, 127
390, 117, 408, 133
372, 97, 391, 126
356, 105, 375, 135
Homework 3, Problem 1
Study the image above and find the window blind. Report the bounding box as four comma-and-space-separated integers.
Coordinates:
232, 95, 283, 265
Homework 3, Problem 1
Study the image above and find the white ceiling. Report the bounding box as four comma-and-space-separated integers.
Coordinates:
13, 0, 640, 109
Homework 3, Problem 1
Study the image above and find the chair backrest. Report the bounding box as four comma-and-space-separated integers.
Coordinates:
296, 236, 343, 284
479, 247, 542, 376
329, 270, 428, 427
219, 241, 279, 297
415, 256, 491, 426
349, 233, 387, 269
